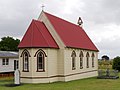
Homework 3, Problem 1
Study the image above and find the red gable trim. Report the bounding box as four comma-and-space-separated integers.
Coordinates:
18, 20, 59, 49
44, 12, 98, 51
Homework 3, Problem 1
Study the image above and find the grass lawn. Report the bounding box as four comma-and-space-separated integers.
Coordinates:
0, 75, 120, 90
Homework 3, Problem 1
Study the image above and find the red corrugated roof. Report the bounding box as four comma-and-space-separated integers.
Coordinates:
19, 12, 98, 51
18, 19, 59, 48
44, 12, 98, 51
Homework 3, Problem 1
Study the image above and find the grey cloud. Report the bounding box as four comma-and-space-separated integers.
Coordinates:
79, 0, 120, 25
0, 0, 120, 59
97, 37, 120, 59
0, 0, 42, 38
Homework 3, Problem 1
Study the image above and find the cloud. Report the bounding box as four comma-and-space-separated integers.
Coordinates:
0, 0, 41, 39
79, 0, 120, 25
97, 37, 120, 59
0, 0, 120, 58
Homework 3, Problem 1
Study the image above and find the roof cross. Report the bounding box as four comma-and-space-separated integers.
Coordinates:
41, 4, 45, 11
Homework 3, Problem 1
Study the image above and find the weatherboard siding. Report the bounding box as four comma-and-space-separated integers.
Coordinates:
19, 48, 98, 83
64, 48, 98, 81
19, 48, 59, 83
19, 48, 33, 77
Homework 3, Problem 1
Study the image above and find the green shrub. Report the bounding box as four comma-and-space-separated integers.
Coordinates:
109, 60, 113, 65
98, 60, 112, 69
112, 56, 120, 71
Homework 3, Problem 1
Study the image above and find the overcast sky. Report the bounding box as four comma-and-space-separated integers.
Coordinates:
0, 0, 120, 59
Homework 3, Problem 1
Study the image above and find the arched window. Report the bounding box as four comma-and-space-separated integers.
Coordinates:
71, 50, 76, 70
21, 49, 30, 72
86, 52, 89, 68
79, 51, 84, 69
34, 49, 47, 72
23, 52, 29, 72
91, 53, 95, 67
37, 52, 45, 72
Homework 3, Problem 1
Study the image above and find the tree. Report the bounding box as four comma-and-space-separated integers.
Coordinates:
112, 56, 120, 71
0, 36, 20, 51
102, 55, 109, 60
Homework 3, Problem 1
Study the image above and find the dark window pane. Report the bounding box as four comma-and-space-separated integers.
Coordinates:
72, 57, 75, 70
87, 57, 89, 68
6, 58, 9, 65
23, 52, 29, 71
80, 57, 83, 69
92, 57, 94, 67
2, 59, 5, 65
17, 61, 19, 69
37, 52, 44, 71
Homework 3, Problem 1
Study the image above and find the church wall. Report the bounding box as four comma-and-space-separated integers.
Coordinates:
63, 48, 98, 81
19, 48, 59, 83
57, 49, 65, 75
19, 47, 98, 83
19, 48, 33, 77
20, 77, 59, 83
32, 48, 58, 83
64, 70, 97, 82
30, 48, 48, 77
47, 49, 58, 77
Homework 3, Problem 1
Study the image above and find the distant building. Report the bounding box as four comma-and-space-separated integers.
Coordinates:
0, 51, 19, 74
18, 11, 99, 83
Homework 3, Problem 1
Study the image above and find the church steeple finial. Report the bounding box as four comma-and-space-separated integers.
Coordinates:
41, 4, 45, 11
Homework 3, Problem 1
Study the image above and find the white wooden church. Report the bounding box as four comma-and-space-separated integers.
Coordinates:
18, 11, 99, 83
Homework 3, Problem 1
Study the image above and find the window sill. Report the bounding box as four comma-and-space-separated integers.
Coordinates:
22, 70, 29, 72
72, 67, 76, 70
80, 67, 83, 69
2, 65, 9, 66
36, 70, 45, 72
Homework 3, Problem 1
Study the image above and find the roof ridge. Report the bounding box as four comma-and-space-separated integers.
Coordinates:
33, 20, 50, 47
31, 20, 34, 47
